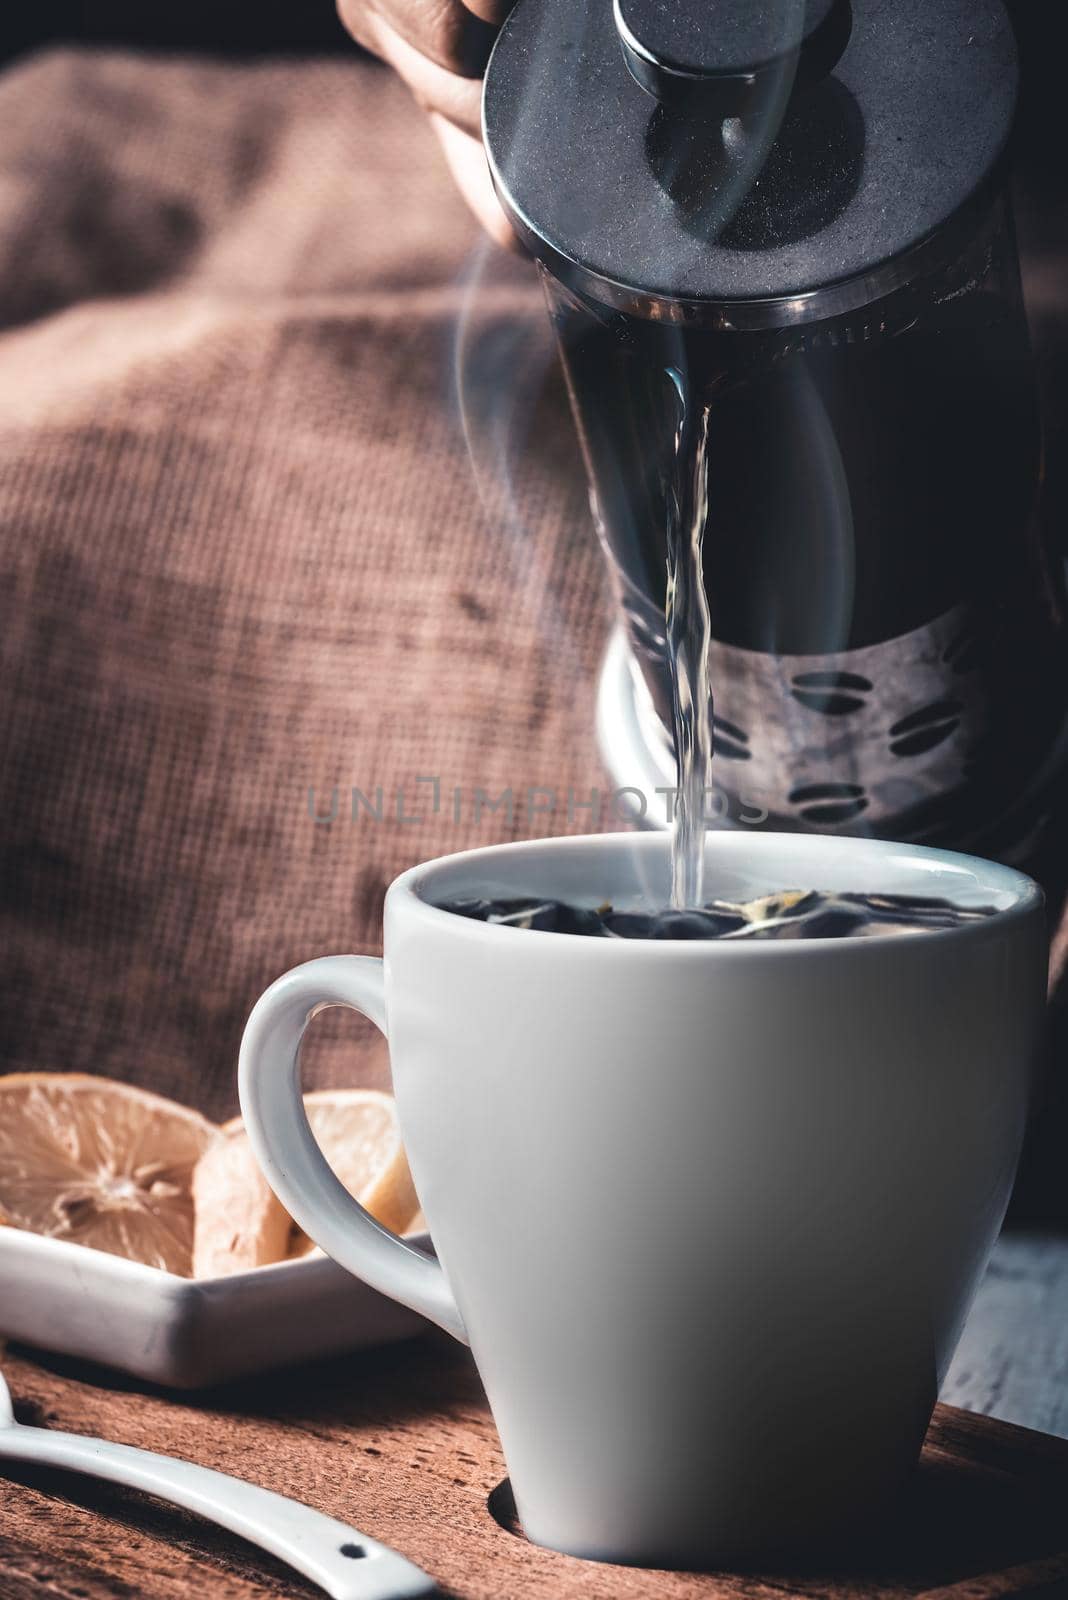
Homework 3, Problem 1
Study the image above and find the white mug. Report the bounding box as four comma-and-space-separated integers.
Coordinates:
238, 832, 1045, 1565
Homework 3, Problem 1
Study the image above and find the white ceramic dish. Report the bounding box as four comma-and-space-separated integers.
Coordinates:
0, 1226, 430, 1388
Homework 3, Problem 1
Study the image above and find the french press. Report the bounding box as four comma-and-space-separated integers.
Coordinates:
482, 0, 1066, 856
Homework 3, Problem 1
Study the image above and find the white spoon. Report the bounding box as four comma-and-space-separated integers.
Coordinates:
0, 1367, 435, 1599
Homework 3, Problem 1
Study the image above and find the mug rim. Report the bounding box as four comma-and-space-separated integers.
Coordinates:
388, 831, 1044, 957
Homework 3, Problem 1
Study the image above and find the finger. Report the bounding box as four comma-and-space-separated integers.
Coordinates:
371, 0, 499, 78
458, 0, 517, 25
354, 8, 485, 137
337, 0, 382, 53
338, 0, 517, 71
429, 113, 520, 250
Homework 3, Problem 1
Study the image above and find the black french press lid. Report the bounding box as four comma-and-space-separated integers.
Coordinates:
482, 0, 1018, 326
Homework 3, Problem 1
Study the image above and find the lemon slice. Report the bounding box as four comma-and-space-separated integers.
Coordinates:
192, 1089, 419, 1278
0, 1073, 218, 1276
191, 1126, 292, 1280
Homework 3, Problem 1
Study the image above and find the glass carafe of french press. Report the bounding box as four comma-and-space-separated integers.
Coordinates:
483, 0, 1066, 857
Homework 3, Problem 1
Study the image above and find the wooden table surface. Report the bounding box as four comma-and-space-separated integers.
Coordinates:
942, 1229, 1068, 1440
2, 1225, 1068, 1600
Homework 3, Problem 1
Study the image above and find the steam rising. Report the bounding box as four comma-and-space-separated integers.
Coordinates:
452, 234, 592, 686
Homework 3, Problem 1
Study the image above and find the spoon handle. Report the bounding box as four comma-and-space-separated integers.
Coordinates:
0, 1424, 435, 1600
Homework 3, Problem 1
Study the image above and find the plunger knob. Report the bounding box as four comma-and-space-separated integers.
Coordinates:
614, 0, 853, 113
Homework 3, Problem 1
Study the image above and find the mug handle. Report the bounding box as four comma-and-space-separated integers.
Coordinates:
237, 955, 468, 1344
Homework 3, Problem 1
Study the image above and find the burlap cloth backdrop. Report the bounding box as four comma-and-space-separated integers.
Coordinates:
0, 48, 611, 1119
1, 48, 1067, 1209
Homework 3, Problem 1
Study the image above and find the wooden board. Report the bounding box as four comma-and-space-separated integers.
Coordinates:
942, 1231, 1068, 1440
2, 1333, 1068, 1600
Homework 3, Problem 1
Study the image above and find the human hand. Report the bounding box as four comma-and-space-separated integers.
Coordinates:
337, 0, 517, 247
